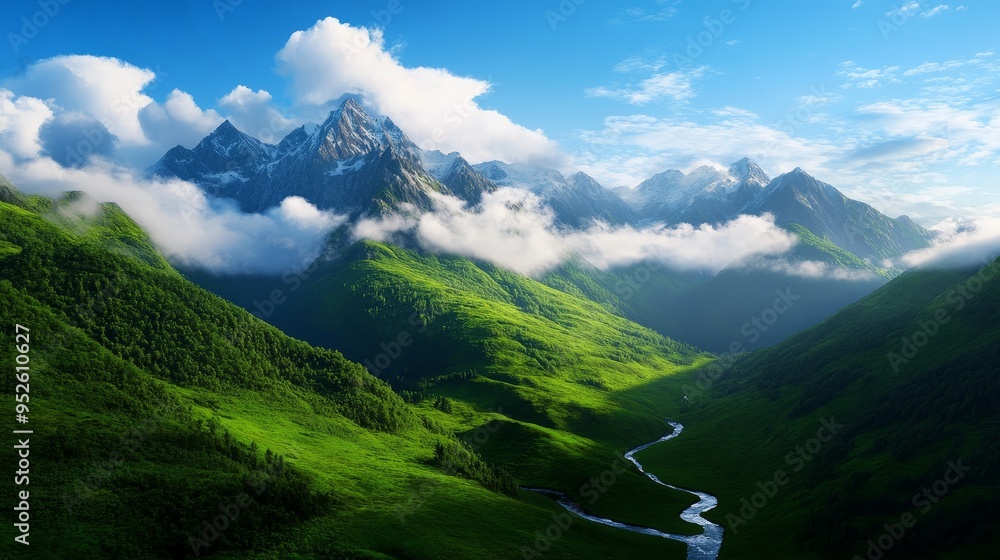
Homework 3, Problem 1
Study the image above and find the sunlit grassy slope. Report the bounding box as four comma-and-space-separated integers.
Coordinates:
267, 239, 726, 535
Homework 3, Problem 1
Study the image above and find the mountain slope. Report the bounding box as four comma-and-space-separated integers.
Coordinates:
620, 160, 932, 262
642, 258, 1000, 559
742, 168, 933, 262
474, 160, 635, 226
188, 239, 754, 544
149, 99, 466, 216
535, 221, 887, 353
634, 159, 768, 227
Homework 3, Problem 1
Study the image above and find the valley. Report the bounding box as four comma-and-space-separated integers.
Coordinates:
4, 170, 994, 557
1, 11, 998, 557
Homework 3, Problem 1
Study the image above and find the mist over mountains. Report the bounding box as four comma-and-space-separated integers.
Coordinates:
147, 97, 934, 279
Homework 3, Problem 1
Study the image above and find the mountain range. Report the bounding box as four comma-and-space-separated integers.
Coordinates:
150, 98, 933, 265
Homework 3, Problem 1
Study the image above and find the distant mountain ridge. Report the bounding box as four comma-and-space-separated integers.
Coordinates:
612, 161, 933, 262
149, 98, 933, 262
472, 160, 636, 226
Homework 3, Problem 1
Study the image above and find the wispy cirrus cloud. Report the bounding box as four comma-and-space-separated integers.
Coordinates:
573, 111, 839, 188
920, 4, 951, 17
608, 1, 682, 25
586, 66, 707, 105
885, 1, 922, 19
837, 61, 902, 89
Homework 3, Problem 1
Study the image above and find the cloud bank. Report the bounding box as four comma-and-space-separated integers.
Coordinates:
354, 188, 797, 276
896, 217, 1000, 269
7, 160, 345, 275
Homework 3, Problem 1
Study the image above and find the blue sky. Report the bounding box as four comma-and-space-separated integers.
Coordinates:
2, 0, 999, 225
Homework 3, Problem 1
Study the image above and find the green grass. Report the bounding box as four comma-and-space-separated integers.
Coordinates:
263, 239, 731, 537
783, 222, 891, 277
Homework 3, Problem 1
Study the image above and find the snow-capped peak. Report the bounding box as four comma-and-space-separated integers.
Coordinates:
194, 120, 274, 160
728, 157, 769, 185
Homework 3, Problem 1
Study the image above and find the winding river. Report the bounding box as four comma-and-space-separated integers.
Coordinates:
523, 420, 723, 560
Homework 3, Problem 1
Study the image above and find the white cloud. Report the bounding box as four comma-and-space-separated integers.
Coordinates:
711, 106, 759, 120
2, 56, 232, 167
613, 55, 666, 74
611, 6, 680, 24
851, 1, 864, 9
5, 55, 155, 145
353, 187, 797, 276
920, 4, 950, 17
838, 61, 902, 89
896, 217, 1000, 268
903, 51, 995, 76
2, 150, 346, 274
218, 86, 296, 144
274, 195, 344, 230
0, 89, 53, 159
751, 258, 878, 281
586, 67, 707, 105
885, 1, 921, 18
573, 112, 838, 188
854, 99, 1000, 165
138, 89, 223, 150
275, 17, 561, 166
565, 214, 797, 272
38, 112, 117, 167
355, 189, 566, 276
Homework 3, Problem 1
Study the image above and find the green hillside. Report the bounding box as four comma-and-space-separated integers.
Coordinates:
643, 259, 1000, 558
251, 239, 727, 535
8, 177, 994, 559
0, 186, 714, 559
